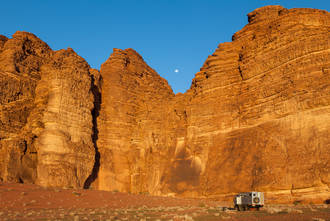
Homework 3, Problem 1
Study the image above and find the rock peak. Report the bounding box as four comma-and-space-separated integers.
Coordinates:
102, 47, 153, 77
0, 35, 8, 41
13, 30, 39, 38
111, 48, 144, 61
247, 5, 288, 23
0, 35, 8, 51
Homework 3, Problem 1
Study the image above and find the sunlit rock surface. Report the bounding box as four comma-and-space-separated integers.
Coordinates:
95, 6, 330, 203
182, 6, 330, 203
0, 32, 95, 188
96, 48, 175, 193
0, 6, 329, 203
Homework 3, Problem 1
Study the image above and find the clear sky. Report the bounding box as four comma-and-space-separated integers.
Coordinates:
1, 0, 329, 93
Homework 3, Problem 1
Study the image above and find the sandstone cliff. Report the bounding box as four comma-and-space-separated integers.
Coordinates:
180, 6, 330, 203
94, 6, 330, 203
0, 6, 329, 204
96, 48, 175, 193
0, 32, 96, 188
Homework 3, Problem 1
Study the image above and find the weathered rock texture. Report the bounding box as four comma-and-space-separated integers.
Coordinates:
96, 48, 175, 193
0, 31, 96, 188
95, 6, 330, 203
1, 6, 329, 203
180, 6, 330, 203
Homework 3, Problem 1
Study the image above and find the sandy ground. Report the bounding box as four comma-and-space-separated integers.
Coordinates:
0, 182, 329, 221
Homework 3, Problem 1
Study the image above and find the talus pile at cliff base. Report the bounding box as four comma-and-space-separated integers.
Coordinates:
0, 6, 329, 203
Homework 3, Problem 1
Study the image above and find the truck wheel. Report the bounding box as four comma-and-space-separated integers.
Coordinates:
256, 206, 260, 211
234, 205, 238, 211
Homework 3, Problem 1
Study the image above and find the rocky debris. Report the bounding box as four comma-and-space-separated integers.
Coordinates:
0, 5, 329, 204
264, 205, 304, 214
0, 183, 329, 220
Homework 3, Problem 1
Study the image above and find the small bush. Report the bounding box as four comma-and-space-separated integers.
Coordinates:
293, 200, 302, 205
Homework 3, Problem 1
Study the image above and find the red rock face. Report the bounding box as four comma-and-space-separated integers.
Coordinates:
0, 31, 51, 183
95, 6, 330, 203
182, 6, 330, 203
0, 32, 95, 188
96, 48, 175, 193
0, 6, 329, 203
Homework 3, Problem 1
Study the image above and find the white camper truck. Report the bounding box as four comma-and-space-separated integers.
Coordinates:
234, 192, 264, 211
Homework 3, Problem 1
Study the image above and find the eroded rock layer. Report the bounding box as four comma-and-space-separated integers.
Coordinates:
0, 32, 95, 188
96, 48, 175, 193
96, 6, 330, 203
183, 6, 330, 203
1, 6, 329, 203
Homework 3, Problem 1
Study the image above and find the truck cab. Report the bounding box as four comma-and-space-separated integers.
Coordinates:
234, 191, 264, 211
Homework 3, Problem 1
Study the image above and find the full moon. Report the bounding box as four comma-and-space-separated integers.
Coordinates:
174, 69, 179, 73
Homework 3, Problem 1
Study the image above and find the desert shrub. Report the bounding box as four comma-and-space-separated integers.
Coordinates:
293, 200, 302, 205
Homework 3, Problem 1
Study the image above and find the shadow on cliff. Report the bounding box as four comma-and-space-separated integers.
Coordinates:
83, 75, 101, 189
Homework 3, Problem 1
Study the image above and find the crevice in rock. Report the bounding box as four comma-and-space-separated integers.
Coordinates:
18, 140, 28, 184
18, 177, 24, 183
83, 75, 101, 189
238, 66, 244, 80
238, 52, 244, 80
22, 140, 28, 156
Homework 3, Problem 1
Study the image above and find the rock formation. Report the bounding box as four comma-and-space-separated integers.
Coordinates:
0, 6, 329, 203
95, 6, 330, 203
96, 48, 175, 193
181, 6, 330, 203
0, 31, 96, 188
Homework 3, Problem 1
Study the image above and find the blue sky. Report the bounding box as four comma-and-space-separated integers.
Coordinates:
1, 0, 329, 93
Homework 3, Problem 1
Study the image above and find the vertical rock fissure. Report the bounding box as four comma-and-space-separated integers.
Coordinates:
238, 52, 244, 80
83, 75, 101, 189
17, 140, 28, 183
